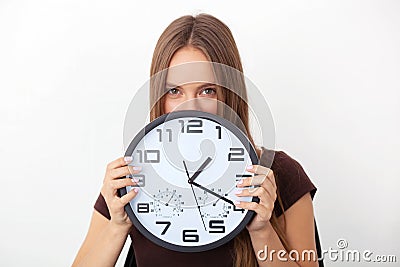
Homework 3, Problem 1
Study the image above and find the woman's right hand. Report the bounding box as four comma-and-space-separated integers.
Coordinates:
100, 156, 141, 230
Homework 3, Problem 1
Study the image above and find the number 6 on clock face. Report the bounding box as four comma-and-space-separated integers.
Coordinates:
119, 110, 259, 252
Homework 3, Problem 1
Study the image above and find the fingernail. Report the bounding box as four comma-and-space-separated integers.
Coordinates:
124, 156, 133, 162
131, 178, 139, 183
235, 189, 243, 195
131, 187, 139, 193
234, 200, 241, 205
237, 179, 244, 185
246, 165, 253, 170
132, 166, 142, 171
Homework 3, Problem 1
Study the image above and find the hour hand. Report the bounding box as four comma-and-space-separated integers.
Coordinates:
186, 157, 212, 183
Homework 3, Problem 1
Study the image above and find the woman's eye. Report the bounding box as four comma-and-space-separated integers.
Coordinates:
200, 88, 216, 95
167, 88, 180, 95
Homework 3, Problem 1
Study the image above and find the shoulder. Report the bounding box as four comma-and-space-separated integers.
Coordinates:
94, 192, 111, 220
258, 147, 308, 177
259, 147, 318, 217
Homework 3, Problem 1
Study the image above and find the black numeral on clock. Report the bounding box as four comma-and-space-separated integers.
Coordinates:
228, 147, 244, 161
126, 174, 145, 187
233, 205, 245, 213
179, 119, 203, 133
136, 150, 160, 163
215, 125, 222, 139
137, 203, 150, 213
156, 221, 171, 235
209, 220, 225, 233
235, 174, 252, 182
182, 229, 199, 242
156, 128, 172, 142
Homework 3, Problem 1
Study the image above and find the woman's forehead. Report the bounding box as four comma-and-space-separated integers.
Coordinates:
166, 61, 216, 86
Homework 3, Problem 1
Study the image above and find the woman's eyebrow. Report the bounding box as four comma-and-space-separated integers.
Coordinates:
165, 82, 182, 89
197, 83, 217, 89
165, 82, 216, 89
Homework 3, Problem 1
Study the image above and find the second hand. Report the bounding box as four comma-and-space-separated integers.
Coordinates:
190, 184, 207, 231
183, 160, 207, 231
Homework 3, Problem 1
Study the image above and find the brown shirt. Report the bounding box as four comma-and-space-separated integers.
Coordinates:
94, 147, 318, 267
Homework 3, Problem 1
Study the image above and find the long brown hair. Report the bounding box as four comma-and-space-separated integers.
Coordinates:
149, 13, 289, 266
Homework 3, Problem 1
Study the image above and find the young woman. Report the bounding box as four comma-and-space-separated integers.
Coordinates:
73, 14, 322, 267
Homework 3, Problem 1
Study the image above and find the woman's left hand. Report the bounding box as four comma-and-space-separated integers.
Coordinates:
235, 165, 277, 233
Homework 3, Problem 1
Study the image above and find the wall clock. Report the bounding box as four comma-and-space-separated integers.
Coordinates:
119, 110, 259, 252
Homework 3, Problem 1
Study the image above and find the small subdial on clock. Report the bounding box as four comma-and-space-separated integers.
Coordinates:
153, 189, 184, 218
194, 190, 209, 206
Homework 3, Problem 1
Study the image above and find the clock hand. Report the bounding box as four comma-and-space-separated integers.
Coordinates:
189, 181, 235, 206
188, 157, 212, 183
182, 160, 191, 178
183, 161, 207, 231
165, 191, 175, 206
190, 184, 207, 231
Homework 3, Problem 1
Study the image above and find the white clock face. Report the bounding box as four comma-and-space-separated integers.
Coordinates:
120, 110, 259, 252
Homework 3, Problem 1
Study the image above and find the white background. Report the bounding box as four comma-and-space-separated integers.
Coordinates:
0, 0, 399, 266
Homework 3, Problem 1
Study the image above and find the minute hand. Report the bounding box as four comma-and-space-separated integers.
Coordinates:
188, 157, 212, 183
189, 181, 234, 206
